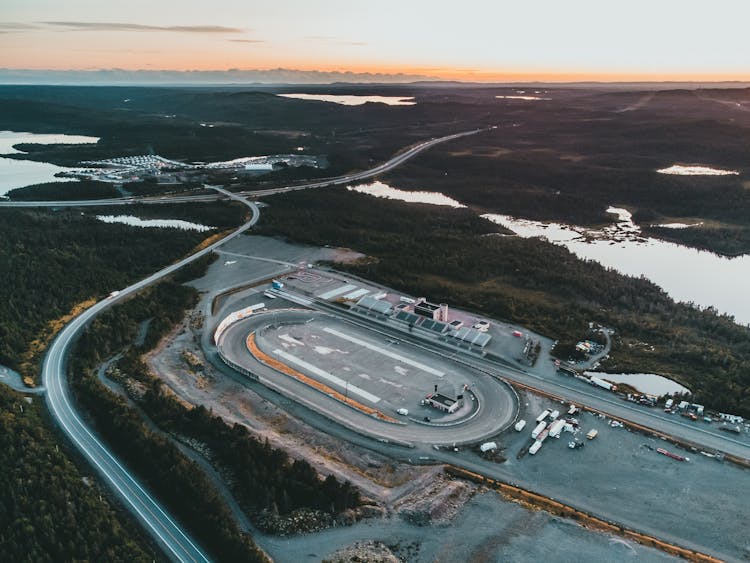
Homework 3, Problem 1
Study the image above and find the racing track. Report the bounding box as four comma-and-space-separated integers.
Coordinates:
32, 132, 484, 561
216, 310, 518, 447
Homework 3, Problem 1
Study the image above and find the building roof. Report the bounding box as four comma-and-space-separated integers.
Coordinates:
394, 310, 422, 325
420, 318, 450, 334
426, 393, 458, 407
415, 301, 441, 312
355, 295, 393, 315
451, 327, 492, 347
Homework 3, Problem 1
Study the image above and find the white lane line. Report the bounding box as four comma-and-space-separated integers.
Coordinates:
279, 334, 304, 346
272, 349, 381, 404
323, 327, 445, 377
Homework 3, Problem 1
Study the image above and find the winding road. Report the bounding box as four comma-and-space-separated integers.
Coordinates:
43, 187, 257, 562
0, 128, 485, 208
31, 131, 484, 561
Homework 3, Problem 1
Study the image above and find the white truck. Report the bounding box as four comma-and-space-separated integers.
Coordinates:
549, 419, 566, 438
590, 376, 615, 391
549, 410, 560, 421
480, 441, 498, 453
531, 421, 547, 439
529, 440, 543, 455
514, 419, 527, 432
536, 410, 551, 423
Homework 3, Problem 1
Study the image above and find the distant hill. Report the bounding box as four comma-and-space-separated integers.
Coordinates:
0, 68, 436, 85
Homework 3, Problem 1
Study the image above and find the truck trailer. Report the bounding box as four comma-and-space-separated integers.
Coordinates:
549, 419, 566, 438
531, 421, 547, 439
536, 410, 551, 423
589, 376, 616, 391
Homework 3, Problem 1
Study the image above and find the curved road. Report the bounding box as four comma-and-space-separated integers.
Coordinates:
0, 128, 485, 208
43, 187, 257, 562
33, 132, 482, 561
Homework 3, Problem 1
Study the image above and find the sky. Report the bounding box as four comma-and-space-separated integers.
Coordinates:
2, 0, 750, 82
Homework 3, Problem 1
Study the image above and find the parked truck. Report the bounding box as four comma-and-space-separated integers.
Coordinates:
480, 442, 498, 453
549, 410, 560, 420
529, 440, 543, 455
536, 410, 551, 423
514, 419, 527, 432
549, 419, 566, 438
531, 421, 547, 439
589, 376, 616, 391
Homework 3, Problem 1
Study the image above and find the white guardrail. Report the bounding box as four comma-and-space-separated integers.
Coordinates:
213, 303, 266, 344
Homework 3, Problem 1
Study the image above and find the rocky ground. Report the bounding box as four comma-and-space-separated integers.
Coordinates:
323, 540, 401, 563
144, 310, 471, 520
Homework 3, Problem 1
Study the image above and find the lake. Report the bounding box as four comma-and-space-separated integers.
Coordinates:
96, 215, 212, 232
584, 371, 691, 397
348, 181, 465, 207
482, 209, 750, 325
277, 94, 416, 106
0, 131, 99, 196
346, 180, 750, 325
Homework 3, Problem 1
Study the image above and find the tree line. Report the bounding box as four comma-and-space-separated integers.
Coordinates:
68, 280, 360, 561
257, 188, 750, 417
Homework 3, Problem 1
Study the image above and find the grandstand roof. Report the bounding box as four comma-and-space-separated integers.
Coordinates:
394, 310, 422, 325
451, 327, 492, 347
420, 318, 450, 334
355, 295, 393, 315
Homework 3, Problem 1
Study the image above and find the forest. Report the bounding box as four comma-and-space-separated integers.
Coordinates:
256, 187, 750, 417
0, 204, 241, 558
68, 280, 360, 560
6, 179, 120, 201
0, 385, 156, 561
0, 209, 207, 378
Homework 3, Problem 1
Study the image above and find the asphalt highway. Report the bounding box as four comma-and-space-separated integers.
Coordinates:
0, 128, 485, 208
32, 132, 481, 561
42, 187, 258, 562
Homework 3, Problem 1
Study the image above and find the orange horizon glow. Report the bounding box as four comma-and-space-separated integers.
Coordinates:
3, 1, 750, 84
3, 60, 750, 84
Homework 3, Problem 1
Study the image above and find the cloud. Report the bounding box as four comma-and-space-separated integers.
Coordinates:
0, 23, 38, 33
40, 21, 244, 33
229, 39, 265, 44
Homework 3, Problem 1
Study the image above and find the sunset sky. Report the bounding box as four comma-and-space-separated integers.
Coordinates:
2, 0, 750, 82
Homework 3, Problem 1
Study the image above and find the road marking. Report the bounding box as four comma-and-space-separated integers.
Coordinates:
272, 348, 381, 403
323, 327, 445, 377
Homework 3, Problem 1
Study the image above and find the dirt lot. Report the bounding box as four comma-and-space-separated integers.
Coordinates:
146, 310, 448, 509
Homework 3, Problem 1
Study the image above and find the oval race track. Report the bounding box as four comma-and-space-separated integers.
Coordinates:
217, 310, 518, 447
